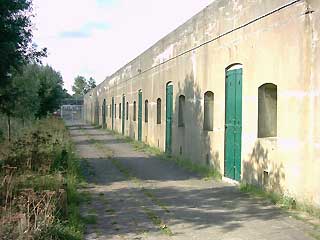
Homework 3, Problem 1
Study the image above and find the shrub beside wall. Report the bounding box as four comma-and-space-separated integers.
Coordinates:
0, 117, 83, 239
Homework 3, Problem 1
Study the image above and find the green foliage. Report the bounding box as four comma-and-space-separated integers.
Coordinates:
87, 77, 96, 89
0, 0, 46, 96
143, 207, 173, 236
51, 148, 68, 172
0, 128, 3, 142
72, 76, 96, 96
81, 214, 98, 225
72, 76, 88, 96
0, 64, 66, 124
9, 64, 41, 119
240, 183, 320, 219
0, 118, 84, 239
240, 183, 281, 205
165, 155, 222, 180
36, 65, 65, 117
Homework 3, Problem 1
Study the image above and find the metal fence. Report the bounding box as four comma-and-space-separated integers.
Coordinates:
60, 105, 83, 122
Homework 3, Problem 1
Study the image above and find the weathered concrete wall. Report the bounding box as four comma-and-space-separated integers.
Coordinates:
305, 0, 320, 206
84, 0, 320, 206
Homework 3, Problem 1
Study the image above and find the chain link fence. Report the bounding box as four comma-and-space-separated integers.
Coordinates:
60, 105, 83, 123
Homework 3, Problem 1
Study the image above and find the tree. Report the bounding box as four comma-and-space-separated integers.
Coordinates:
36, 65, 65, 118
72, 76, 88, 96
0, 0, 46, 90
10, 64, 40, 120
72, 76, 96, 96
0, 64, 66, 140
0, 0, 47, 140
88, 77, 96, 89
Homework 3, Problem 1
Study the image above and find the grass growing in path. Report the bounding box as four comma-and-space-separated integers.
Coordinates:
240, 183, 320, 239
240, 183, 320, 217
143, 207, 173, 236
104, 128, 221, 180
82, 214, 98, 225
84, 131, 174, 236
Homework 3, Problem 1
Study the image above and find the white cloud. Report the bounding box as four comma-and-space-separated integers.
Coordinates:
33, 0, 214, 93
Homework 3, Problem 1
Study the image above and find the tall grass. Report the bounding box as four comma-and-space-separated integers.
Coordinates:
0, 117, 84, 239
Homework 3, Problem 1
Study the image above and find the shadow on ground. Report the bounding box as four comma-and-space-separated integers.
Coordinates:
69, 123, 312, 240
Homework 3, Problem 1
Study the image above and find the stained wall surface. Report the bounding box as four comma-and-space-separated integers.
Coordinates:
84, 0, 320, 206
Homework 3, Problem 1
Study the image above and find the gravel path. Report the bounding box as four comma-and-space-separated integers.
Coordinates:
69, 123, 315, 240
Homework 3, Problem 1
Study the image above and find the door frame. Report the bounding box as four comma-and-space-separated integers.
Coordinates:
102, 99, 106, 128
112, 97, 114, 130
122, 95, 125, 135
138, 90, 142, 141
224, 64, 243, 181
165, 82, 173, 154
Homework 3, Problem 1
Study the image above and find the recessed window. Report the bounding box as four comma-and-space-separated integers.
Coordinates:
145, 100, 148, 123
119, 103, 121, 119
204, 91, 214, 131
126, 102, 129, 120
178, 95, 185, 127
157, 98, 161, 124
114, 104, 117, 118
258, 83, 277, 138
133, 101, 136, 121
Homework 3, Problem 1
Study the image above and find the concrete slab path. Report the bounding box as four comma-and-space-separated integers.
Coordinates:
69, 123, 316, 240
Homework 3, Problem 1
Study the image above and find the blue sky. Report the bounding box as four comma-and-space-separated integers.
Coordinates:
33, 0, 214, 93
60, 22, 110, 38
96, 0, 118, 7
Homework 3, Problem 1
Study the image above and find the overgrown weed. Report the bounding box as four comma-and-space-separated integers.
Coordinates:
0, 117, 84, 239
104, 128, 221, 180
240, 183, 320, 221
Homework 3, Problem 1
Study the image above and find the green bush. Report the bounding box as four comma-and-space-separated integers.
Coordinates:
0, 117, 84, 239
0, 128, 4, 142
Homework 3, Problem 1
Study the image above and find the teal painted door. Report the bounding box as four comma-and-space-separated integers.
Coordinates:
122, 95, 125, 135
112, 97, 114, 130
102, 100, 106, 128
166, 83, 173, 154
138, 91, 142, 141
225, 68, 242, 181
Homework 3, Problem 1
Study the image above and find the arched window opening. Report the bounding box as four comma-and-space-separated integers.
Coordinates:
258, 83, 277, 138
204, 91, 214, 131
178, 95, 185, 127
157, 98, 161, 124
133, 101, 136, 121
119, 103, 121, 119
126, 102, 129, 120
145, 100, 149, 123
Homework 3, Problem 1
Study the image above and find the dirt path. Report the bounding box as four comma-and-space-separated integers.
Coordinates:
69, 123, 316, 240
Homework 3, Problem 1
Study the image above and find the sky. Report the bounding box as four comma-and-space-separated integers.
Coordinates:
33, 0, 214, 94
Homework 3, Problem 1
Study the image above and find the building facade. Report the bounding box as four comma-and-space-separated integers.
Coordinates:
84, 0, 320, 206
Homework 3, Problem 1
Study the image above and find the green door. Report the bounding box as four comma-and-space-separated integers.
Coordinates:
122, 95, 125, 135
166, 83, 173, 154
102, 99, 106, 128
112, 97, 114, 130
225, 68, 242, 181
138, 90, 142, 141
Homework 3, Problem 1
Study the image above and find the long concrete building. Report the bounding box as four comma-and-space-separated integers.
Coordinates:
84, 0, 320, 207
